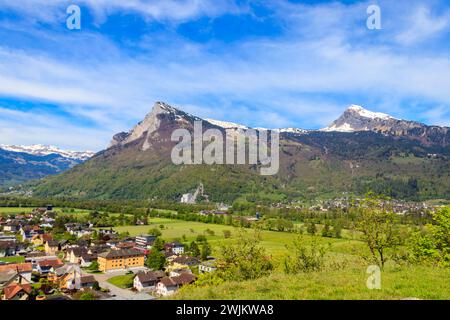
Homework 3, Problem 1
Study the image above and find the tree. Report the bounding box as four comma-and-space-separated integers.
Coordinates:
200, 241, 212, 260
215, 229, 273, 281
92, 281, 101, 291
409, 207, 449, 266
333, 223, 342, 238
307, 222, 317, 235
284, 237, 329, 274
88, 261, 99, 272
189, 241, 201, 258
321, 224, 331, 237
222, 230, 232, 239
146, 250, 166, 270
152, 238, 165, 251
357, 195, 399, 269
148, 228, 162, 237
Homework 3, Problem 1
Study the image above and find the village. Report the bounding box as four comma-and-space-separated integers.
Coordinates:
0, 206, 217, 300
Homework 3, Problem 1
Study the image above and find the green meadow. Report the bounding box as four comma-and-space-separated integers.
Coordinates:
112, 218, 448, 300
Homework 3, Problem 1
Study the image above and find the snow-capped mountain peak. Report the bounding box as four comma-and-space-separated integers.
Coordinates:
0, 144, 95, 160
205, 118, 249, 130
321, 105, 398, 132
347, 104, 395, 120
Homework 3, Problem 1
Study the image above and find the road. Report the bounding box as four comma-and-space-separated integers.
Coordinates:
93, 269, 156, 300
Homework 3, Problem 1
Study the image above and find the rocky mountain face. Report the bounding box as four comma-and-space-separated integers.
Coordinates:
31, 102, 450, 202
0, 146, 94, 187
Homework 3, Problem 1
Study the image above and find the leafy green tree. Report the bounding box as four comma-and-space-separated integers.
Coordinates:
357, 195, 399, 269
200, 241, 212, 260
222, 230, 232, 239
307, 222, 317, 235
189, 241, 201, 258
148, 228, 162, 237
333, 223, 342, 238
146, 250, 166, 270
284, 237, 329, 274
215, 229, 272, 281
152, 237, 165, 251
321, 224, 331, 237
88, 261, 99, 272
409, 207, 450, 266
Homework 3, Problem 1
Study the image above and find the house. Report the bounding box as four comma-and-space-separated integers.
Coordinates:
135, 234, 156, 250
164, 242, 184, 255
20, 225, 43, 241
169, 268, 192, 277
3, 222, 20, 233
0, 263, 33, 287
66, 247, 88, 263
36, 259, 64, 275
133, 270, 165, 292
156, 273, 196, 296
49, 264, 82, 290
2, 282, 32, 300
199, 260, 217, 274
44, 240, 60, 255
80, 254, 97, 267
97, 249, 145, 272
0, 241, 18, 257
31, 233, 53, 246
0, 234, 17, 242
80, 275, 97, 289
171, 255, 201, 267
99, 228, 118, 236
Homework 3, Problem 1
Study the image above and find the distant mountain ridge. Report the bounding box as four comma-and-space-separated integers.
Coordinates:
0, 144, 94, 160
0, 145, 94, 187
30, 101, 450, 202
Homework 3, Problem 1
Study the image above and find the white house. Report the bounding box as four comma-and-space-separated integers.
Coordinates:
133, 270, 165, 292
156, 273, 196, 296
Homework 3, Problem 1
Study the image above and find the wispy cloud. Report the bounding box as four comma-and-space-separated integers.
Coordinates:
0, 0, 449, 150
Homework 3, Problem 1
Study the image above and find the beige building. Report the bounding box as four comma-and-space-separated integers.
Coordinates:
97, 249, 145, 272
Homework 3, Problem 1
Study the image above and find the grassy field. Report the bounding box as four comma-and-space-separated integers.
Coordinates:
110, 218, 367, 262
107, 274, 135, 289
0, 206, 136, 217
0, 256, 25, 263
111, 218, 448, 299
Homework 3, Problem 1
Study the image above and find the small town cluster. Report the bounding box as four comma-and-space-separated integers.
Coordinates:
0, 206, 216, 300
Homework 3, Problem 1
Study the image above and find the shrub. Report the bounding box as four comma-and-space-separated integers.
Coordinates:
283, 237, 329, 274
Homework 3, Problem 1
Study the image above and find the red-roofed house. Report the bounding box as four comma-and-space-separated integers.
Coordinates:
36, 259, 64, 274
2, 283, 32, 300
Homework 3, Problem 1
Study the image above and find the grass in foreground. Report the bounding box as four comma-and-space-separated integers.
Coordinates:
173, 265, 450, 300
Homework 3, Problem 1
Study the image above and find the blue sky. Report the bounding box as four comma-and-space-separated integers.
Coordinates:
0, 0, 450, 151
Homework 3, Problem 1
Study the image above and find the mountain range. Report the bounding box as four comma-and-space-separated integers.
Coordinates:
0, 145, 94, 188
10, 102, 450, 202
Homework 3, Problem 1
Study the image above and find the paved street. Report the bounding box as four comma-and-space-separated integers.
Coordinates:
93, 270, 156, 300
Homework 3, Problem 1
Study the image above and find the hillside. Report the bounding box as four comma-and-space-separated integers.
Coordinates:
31, 102, 450, 202
172, 266, 450, 300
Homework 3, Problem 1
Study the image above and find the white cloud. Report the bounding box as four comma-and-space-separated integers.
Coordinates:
0, 0, 449, 150
0, 0, 243, 24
